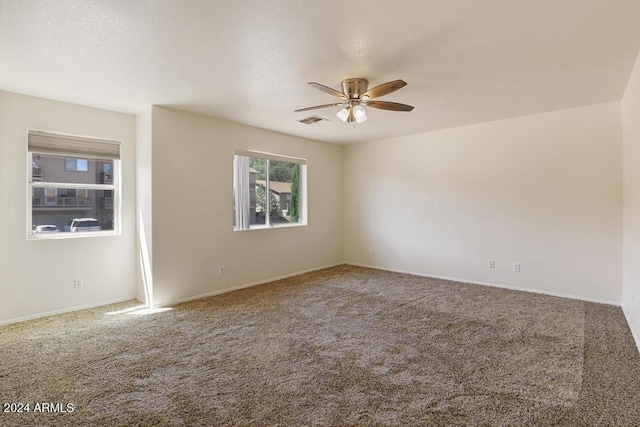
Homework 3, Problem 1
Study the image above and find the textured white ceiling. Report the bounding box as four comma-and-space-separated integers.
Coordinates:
1, 0, 640, 144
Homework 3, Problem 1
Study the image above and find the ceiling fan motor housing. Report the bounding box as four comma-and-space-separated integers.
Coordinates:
341, 78, 369, 100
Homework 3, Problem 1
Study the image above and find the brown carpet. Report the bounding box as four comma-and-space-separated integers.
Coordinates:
1, 265, 639, 426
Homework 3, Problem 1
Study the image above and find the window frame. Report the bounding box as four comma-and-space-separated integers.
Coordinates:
233, 150, 307, 231
27, 130, 122, 240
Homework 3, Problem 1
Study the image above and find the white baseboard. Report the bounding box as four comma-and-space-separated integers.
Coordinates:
622, 304, 640, 355
0, 295, 141, 326
157, 262, 345, 308
345, 262, 620, 306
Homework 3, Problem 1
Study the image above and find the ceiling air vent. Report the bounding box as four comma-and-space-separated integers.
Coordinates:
298, 115, 329, 125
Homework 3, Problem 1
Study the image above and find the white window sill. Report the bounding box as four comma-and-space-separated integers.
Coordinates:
28, 230, 121, 240
234, 222, 307, 232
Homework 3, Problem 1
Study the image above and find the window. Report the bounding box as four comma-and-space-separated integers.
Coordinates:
65, 158, 89, 172
233, 150, 306, 230
28, 130, 121, 238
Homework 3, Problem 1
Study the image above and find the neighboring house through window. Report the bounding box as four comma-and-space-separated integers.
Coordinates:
233, 150, 306, 230
28, 130, 121, 237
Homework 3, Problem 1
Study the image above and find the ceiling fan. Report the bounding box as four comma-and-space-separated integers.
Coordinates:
294, 78, 414, 124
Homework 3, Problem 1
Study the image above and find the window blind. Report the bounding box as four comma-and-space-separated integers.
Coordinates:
28, 130, 121, 160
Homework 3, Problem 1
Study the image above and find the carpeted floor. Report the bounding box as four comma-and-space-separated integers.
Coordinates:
1, 265, 639, 426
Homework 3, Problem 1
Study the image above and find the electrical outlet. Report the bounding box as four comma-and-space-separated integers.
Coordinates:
513, 263, 520, 273
219, 266, 224, 276
371, 248, 376, 256
73, 278, 83, 288
489, 260, 495, 269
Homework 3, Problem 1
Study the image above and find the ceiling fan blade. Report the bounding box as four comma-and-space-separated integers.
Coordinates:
308, 82, 348, 100
366, 101, 414, 111
294, 102, 344, 112
362, 80, 407, 99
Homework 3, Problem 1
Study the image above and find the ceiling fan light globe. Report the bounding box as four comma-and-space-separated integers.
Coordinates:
337, 107, 350, 122
353, 105, 367, 123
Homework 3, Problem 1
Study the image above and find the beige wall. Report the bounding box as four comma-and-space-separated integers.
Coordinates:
136, 107, 153, 304
344, 102, 623, 303
622, 50, 640, 348
149, 106, 343, 306
0, 91, 137, 324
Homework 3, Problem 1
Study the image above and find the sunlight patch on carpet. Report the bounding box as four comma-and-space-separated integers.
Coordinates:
105, 305, 173, 316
